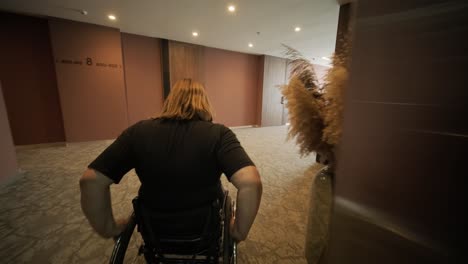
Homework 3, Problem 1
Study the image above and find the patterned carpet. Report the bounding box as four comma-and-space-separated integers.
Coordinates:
0, 125, 325, 263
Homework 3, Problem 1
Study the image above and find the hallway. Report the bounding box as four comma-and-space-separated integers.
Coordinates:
0, 126, 322, 263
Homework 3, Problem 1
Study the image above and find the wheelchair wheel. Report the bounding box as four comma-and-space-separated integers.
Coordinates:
222, 196, 237, 264
109, 213, 146, 264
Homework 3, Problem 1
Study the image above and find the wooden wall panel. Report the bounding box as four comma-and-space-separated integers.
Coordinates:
48, 19, 128, 142
203, 47, 260, 127
122, 33, 164, 125
261, 55, 288, 126
168, 42, 261, 127
282, 59, 294, 124
169, 41, 204, 87
256, 56, 265, 125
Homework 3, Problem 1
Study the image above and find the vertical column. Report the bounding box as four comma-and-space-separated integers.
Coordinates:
321, 1, 467, 263
0, 81, 18, 183
334, 3, 352, 56
161, 39, 171, 99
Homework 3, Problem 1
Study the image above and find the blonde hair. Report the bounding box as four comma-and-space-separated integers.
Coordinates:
159, 79, 214, 121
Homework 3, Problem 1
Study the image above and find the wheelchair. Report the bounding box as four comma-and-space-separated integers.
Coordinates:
109, 189, 237, 264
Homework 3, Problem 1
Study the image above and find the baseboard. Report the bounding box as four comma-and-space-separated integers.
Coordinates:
15, 141, 67, 150
16, 139, 120, 150
229, 125, 255, 129
0, 168, 26, 187
65, 139, 115, 146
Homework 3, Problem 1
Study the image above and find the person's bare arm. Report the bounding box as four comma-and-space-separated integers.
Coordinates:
230, 165, 262, 242
79, 168, 125, 238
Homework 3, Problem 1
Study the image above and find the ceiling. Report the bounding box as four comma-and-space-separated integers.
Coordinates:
0, 0, 340, 66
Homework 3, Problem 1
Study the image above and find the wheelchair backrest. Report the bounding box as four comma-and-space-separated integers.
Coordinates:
132, 197, 222, 255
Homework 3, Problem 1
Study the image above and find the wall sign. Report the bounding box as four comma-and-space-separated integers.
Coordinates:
55, 57, 121, 69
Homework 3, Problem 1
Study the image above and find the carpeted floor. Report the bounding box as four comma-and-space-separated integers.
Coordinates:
0, 125, 324, 263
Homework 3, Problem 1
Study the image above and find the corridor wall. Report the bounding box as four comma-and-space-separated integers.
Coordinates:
167, 41, 262, 127
121, 33, 164, 125
203, 47, 260, 127
48, 19, 128, 142
0, 13, 65, 145
1, 11, 305, 144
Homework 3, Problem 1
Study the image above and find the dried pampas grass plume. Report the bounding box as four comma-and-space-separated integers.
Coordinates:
281, 77, 326, 157
283, 45, 320, 93
322, 38, 351, 146
322, 61, 347, 146
281, 43, 350, 163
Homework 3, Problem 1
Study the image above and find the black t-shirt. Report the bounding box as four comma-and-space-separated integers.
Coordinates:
88, 118, 254, 210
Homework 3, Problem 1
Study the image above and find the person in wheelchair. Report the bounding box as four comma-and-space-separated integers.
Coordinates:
79, 79, 262, 261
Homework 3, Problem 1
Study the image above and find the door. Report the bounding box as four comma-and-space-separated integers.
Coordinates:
261, 55, 287, 126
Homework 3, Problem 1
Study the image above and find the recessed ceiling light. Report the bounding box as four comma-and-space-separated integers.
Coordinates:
192, 32, 199, 37
228, 5, 236, 12
108, 14, 116, 20
294, 27, 301, 32
248, 43, 253, 48
322, 56, 331, 61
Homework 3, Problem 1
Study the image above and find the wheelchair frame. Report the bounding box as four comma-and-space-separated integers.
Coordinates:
109, 190, 237, 264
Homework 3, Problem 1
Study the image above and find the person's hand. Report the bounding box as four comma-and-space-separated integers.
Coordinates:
112, 218, 129, 241
229, 216, 244, 243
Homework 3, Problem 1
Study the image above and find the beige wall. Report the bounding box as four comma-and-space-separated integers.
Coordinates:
48, 19, 128, 142
203, 47, 260, 127
0, 82, 18, 182
122, 33, 164, 125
